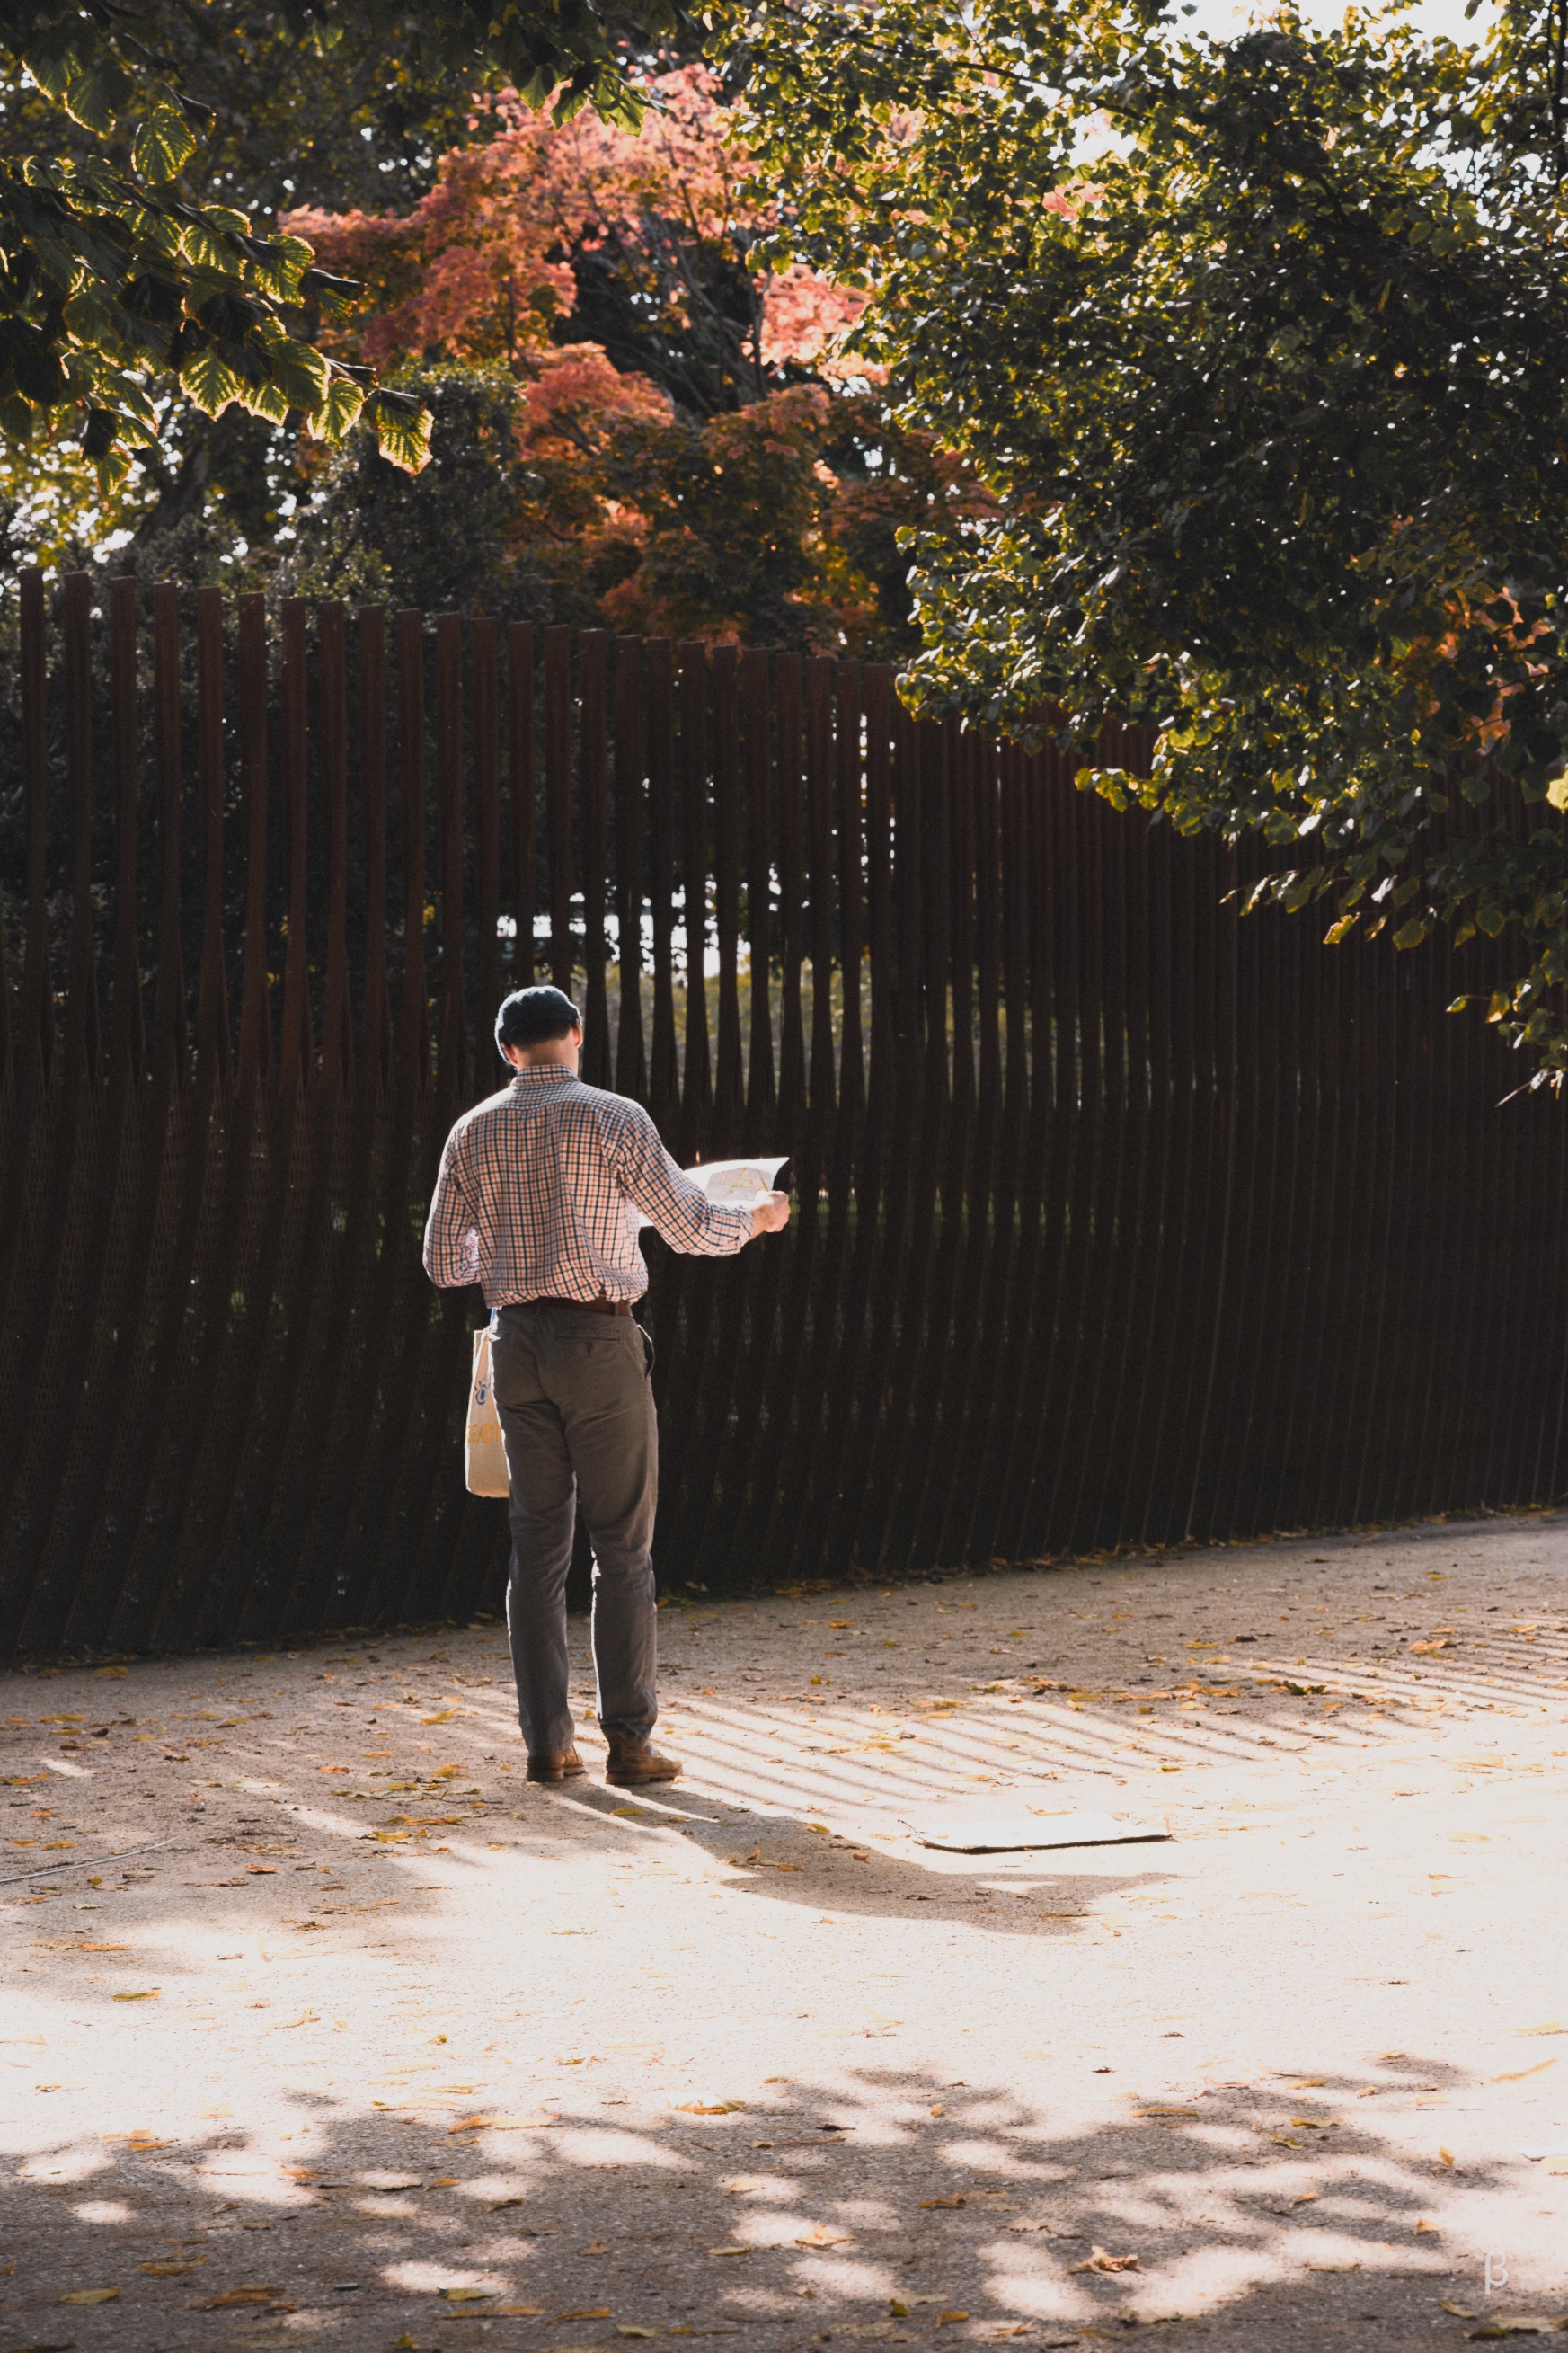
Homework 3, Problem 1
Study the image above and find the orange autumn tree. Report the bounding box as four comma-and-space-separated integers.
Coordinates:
283, 69, 975, 650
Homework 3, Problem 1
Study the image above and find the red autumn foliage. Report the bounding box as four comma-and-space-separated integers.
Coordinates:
284, 68, 979, 651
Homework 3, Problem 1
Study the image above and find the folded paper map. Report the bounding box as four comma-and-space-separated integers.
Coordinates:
641, 1155, 788, 1229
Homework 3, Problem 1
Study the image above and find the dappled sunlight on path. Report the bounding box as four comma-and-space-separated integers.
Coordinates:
5, 1514, 1568, 2345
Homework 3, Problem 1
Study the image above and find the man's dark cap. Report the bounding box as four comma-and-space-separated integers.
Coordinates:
496, 985, 582, 1052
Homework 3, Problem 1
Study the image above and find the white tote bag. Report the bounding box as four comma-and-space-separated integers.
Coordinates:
465, 1326, 511, 1498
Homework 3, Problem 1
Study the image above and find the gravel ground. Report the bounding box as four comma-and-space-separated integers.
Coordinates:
4, 1514, 1568, 2353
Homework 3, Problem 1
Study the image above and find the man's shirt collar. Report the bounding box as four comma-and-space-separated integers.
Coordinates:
510, 1063, 576, 1087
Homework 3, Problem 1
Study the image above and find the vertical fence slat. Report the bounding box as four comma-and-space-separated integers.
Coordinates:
435, 612, 466, 1103
508, 622, 536, 996
474, 616, 501, 1062
580, 631, 611, 1086
646, 639, 678, 1135
109, 577, 144, 1088
151, 582, 188, 1093
61, 573, 99, 1086
195, 586, 230, 1089
279, 599, 312, 1096
236, 594, 271, 1089
756, 655, 837, 1576
545, 625, 574, 997
775, 653, 806, 1134
743, 647, 775, 1147
614, 635, 647, 1100
397, 608, 430, 1096
677, 643, 711, 1162
847, 679, 924, 1573
834, 661, 864, 1126
318, 601, 351, 1097
18, 567, 50, 1094
358, 606, 391, 1092
864, 665, 895, 1108
711, 644, 743, 1155
804, 658, 837, 1121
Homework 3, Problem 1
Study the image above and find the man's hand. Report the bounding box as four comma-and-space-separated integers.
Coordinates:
751, 1191, 792, 1238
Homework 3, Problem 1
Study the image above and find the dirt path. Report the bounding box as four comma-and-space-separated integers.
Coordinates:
4, 1514, 1567, 2351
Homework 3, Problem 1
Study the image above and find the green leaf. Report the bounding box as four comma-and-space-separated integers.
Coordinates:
238, 377, 292, 424
366, 389, 434, 475
266, 337, 330, 413
310, 369, 367, 444
81, 405, 118, 459
180, 345, 244, 416
1392, 919, 1427, 949
22, 33, 81, 103
133, 102, 197, 185
65, 64, 135, 134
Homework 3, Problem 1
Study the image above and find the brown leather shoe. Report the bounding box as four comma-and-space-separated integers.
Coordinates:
526, 1746, 584, 1783
605, 1741, 682, 1787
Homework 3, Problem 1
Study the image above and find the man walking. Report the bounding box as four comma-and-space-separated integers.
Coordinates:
422, 985, 791, 1789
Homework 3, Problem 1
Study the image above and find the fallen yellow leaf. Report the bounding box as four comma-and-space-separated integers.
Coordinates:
1136, 2107, 1199, 2120
554, 2310, 612, 2322
707, 2247, 751, 2258
1414, 2218, 1439, 2234
442, 2286, 494, 2302
61, 2287, 120, 2304
937, 2312, 970, 2325
674, 2100, 745, 2115
111, 1989, 160, 2002
141, 2260, 204, 2275
919, 2196, 966, 2208
795, 2225, 853, 2247
1493, 2059, 1558, 2083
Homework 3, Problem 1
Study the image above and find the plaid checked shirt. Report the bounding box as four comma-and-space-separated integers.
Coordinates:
422, 1065, 752, 1307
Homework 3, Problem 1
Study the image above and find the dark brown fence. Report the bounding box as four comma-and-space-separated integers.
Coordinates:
2, 570, 1565, 1659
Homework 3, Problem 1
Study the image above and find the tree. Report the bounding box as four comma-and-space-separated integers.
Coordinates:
287, 66, 980, 650
287, 66, 866, 412
0, 0, 697, 487
275, 364, 554, 614
739, 0, 1568, 1076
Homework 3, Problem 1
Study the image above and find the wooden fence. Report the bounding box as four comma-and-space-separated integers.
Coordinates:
1, 570, 1564, 1659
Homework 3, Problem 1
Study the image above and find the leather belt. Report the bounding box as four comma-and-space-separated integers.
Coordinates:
509, 1295, 633, 1319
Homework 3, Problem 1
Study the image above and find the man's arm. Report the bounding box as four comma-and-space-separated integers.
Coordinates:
611, 1106, 758, 1256
422, 1127, 483, 1289
751, 1193, 791, 1236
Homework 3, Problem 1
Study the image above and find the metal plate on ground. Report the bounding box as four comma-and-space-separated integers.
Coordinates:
907, 1811, 1171, 1853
